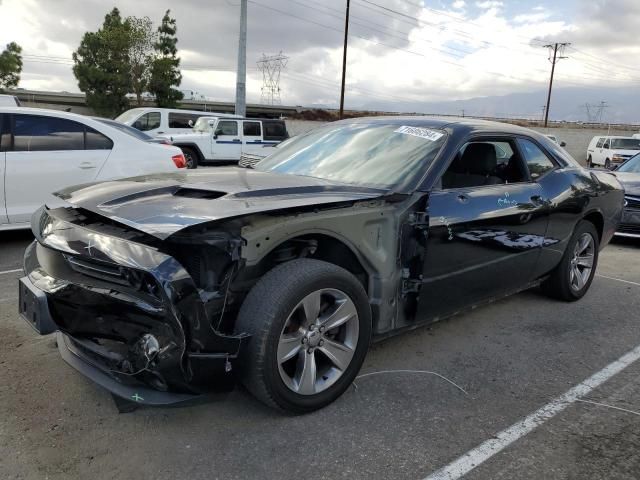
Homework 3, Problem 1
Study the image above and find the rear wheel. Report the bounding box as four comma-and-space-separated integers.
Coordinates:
181, 147, 198, 169
542, 220, 599, 301
235, 259, 371, 413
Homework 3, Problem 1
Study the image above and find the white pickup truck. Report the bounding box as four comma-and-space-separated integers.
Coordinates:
165, 116, 289, 168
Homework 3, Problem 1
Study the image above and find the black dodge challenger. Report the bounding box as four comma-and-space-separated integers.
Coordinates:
19, 117, 624, 412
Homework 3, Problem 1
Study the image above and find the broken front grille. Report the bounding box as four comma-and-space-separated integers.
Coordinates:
64, 255, 130, 286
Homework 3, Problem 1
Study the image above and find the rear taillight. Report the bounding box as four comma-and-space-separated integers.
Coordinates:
172, 154, 187, 168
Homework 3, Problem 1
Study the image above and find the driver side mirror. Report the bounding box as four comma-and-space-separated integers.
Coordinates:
213, 129, 222, 139
560, 141, 566, 147
603, 143, 610, 149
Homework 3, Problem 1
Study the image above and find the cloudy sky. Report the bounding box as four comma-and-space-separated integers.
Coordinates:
1, 0, 639, 116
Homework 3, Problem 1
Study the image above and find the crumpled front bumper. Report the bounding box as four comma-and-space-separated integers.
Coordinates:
19, 207, 248, 405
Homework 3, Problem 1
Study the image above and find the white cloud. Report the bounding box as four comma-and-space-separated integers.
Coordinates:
475, 1, 503, 9
0, 0, 638, 114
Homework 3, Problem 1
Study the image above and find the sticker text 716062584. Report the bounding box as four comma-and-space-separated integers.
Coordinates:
394, 126, 445, 142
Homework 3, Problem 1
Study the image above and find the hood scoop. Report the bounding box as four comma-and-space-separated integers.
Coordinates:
173, 187, 227, 200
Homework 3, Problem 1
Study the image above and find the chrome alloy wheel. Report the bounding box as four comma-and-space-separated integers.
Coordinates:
277, 288, 359, 395
569, 232, 595, 291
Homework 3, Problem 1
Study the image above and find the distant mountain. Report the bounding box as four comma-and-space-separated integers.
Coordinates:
327, 87, 640, 124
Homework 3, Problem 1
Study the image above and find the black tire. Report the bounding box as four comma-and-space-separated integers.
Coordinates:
542, 220, 599, 301
605, 158, 611, 170
235, 259, 372, 413
587, 155, 592, 168
181, 147, 198, 169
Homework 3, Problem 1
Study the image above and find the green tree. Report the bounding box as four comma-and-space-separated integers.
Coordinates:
127, 16, 156, 106
149, 10, 183, 108
0, 42, 23, 92
72, 8, 132, 117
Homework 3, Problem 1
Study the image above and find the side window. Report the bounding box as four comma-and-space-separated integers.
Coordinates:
518, 138, 556, 179
13, 115, 84, 151
168, 112, 202, 128
135, 112, 161, 131
243, 121, 261, 137
441, 139, 527, 189
595, 138, 605, 148
216, 121, 238, 136
85, 127, 113, 150
263, 122, 287, 140
0, 114, 10, 151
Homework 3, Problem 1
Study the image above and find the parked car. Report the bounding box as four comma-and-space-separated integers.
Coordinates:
115, 108, 239, 137
19, 117, 623, 413
586, 135, 640, 169
238, 135, 296, 168
0, 107, 186, 231
545, 134, 566, 147
0, 94, 21, 106
94, 117, 173, 145
611, 153, 640, 238
167, 116, 289, 168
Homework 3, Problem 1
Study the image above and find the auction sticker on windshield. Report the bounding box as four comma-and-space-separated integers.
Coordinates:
394, 126, 445, 141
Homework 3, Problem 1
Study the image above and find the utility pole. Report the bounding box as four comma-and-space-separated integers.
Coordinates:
542, 42, 569, 127
339, 0, 350, 119
235, 0, 247, 117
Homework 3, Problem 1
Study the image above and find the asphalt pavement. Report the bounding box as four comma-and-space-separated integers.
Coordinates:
1, 229, 639, 480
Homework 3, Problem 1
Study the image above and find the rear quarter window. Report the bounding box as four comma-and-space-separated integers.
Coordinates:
85, 127, 113, 150
263, 121, 288, 141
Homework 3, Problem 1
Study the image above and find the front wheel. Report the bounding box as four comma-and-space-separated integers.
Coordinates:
587, 155, 593, 168
542, 220, 599, 301
235, 259, 371, 413
181, 147, 198, 169
605, 158, 611, 170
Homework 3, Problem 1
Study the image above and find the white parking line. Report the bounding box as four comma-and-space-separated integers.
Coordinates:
596, 274, 640, 287
0, 268, 22, 276
423, 343, 640, 480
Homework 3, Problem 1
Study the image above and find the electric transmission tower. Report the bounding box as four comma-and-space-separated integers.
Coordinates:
583, 101, 608, 123
257, 52, 288, 105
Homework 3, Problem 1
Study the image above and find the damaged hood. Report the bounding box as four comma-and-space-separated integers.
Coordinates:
54, 167, 388, 239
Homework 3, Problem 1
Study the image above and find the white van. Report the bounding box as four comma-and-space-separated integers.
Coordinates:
586, 135, 640, 169
115, 108, 239, 137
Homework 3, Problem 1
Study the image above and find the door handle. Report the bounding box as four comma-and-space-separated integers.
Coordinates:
157, 131, 165, 134
78, 162, 96, 170
456, 194, 469, 203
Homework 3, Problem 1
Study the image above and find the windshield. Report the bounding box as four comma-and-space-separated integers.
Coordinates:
96, 118, 153, 141
254, 123, 447, 189
114, 109, 146, 124
618, 153, 640, 173
611, 138, 640, 150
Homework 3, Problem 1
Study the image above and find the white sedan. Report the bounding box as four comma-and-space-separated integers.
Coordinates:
0, 107, 186, 231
